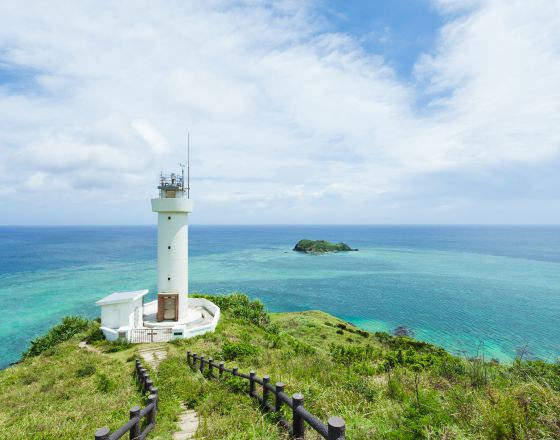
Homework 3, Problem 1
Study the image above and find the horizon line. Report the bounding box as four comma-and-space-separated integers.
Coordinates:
1, 223, 560, 227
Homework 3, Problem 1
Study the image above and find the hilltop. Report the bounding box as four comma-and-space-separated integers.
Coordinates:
1, 293, 560, 439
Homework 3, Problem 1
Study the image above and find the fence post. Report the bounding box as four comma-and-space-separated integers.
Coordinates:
249, 371, 256, 397
275, 382, 284, 413
129, 406, 140, 439
151, 387, 159, 408
327, 416, 346, 440
94, 427, 110, 440
146, 379, 153, 394
262, 375, 270, 407
140, 368, 147, 390
199, 356, 205, 374
232, 366, 238, 376
208, 358, 214, 377
191, 353, 197, 370
292, 393, 304, 439
187, 351, 191, 365
147, 394, 157, 426
219, 361, 224, 378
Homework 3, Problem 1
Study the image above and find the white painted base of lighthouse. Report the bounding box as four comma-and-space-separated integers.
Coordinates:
140, 297, 221, 339
97, 292, 221, 343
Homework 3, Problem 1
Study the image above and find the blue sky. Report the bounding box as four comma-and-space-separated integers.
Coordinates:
0, 0, 559, 225
320, 0, 443, 78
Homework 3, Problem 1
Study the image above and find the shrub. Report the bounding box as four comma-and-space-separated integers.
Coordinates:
356, 329, 369, 338
193, 293, 270, 328
336, 329, 344, 335
222, 342, 259, 361
24, 316, 93, 358
394, 391, 453, 439
265, 322, 280, 335
330, 344, 380, 366
286, 336, 316, 355
345, 377, 379, 401
224, 375, 247, 393
75, 365, 96, 378
84, 323, 104, 344
103, 338, 132, 353
375, 331, 447, 355
509, 359, 560, 391
387, 376, 405, 401
20, 375, 37, 385
263, 331, 283, 349
95, 373, 115, 393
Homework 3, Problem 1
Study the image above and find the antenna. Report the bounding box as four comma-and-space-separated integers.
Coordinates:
179, 163, 185, 198
187, 132, 191, 199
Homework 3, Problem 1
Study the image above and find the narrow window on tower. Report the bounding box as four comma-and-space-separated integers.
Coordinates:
168, 277, 171, 281
168, 246, 171, 250
168, 216, 171, 220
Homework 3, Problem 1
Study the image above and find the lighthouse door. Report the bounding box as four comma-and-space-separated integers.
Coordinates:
163, 295, 177, 320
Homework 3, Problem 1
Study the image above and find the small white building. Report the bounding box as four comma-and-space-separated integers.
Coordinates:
96, 169, 220, 343
95, 290, 149, 341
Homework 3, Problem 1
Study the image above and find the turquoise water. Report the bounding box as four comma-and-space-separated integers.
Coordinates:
1, 225, 559, 368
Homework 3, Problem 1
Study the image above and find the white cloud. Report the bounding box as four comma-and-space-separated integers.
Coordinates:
0, 0, 559, 224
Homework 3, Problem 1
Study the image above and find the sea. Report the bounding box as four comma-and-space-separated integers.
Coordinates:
1, 225, 559, 369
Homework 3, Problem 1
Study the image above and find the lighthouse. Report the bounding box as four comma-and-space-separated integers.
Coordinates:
151, 169, 193, 322
96, 165, 220, 343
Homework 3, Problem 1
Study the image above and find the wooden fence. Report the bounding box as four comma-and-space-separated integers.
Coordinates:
94, 360, 159, 440
187, 351, 346, 440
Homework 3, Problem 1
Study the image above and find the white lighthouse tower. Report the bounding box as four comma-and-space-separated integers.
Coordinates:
151, 169, 193, 322
96, 163, 220, 343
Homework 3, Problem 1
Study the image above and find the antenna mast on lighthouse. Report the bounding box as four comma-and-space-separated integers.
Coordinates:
187, 132, 190, 199
180, 132, 191, 199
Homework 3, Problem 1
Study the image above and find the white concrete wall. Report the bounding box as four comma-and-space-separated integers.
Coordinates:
152, 197, 193, 322
100, 327, 119, 341
183, 298, 221, 338
128, 298, 142, 328
100, 298, 142, 329
101, 304, 124, 329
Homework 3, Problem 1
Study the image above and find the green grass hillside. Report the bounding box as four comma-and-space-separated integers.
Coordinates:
1, 293, 560, 439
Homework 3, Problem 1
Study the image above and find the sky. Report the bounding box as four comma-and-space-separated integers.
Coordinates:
0, 0, 559, 225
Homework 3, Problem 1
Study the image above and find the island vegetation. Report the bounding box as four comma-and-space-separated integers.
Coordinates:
293, 239, 357, 254
1, 293, 560, 439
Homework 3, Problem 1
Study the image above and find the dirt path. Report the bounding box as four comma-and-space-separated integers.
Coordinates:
78, 341, 102, 354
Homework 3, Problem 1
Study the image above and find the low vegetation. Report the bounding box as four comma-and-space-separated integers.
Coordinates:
0, 332, 140, 438
2, 293, 560, 439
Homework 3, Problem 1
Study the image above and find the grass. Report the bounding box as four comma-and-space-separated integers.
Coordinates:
0, 338, 141, 439
2, 293, 560, 439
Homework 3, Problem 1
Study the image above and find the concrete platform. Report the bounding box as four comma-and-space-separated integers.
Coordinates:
142, 299, 215, 330
143, 307, 204, 328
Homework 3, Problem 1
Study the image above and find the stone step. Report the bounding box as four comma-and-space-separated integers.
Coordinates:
172, 403, 199, 440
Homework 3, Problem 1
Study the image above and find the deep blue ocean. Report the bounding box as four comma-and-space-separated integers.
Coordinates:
1, 225, 559, 369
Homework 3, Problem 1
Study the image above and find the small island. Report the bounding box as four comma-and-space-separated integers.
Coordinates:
293, 239, 357, 254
